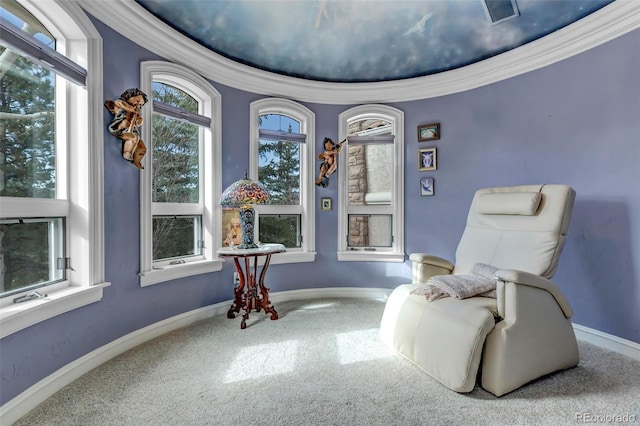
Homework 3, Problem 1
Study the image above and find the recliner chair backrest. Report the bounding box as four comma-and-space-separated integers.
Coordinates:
453, 184, 575, 279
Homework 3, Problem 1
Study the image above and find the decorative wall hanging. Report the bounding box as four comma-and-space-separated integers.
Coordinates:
418, 147, 437, 171
104, 88, 149, 169
418, 122, 440, 142
315, 137, 345, 187
321, 198, 332, 211
420, 177, 435, 196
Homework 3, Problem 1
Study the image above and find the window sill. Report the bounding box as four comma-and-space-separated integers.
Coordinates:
337, 251, 405, 262
0, 282, 111, 339
140, 259, 223, 287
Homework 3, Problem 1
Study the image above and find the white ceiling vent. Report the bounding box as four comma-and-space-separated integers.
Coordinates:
483, 0, 520, 24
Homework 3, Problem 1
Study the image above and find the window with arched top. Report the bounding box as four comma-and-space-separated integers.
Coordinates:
0, 0, 107, 337
249, 98, 316, 264
337, 105, 405, 262
139, 61, 223, 286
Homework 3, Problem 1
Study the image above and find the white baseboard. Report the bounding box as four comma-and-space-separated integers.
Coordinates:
0, 288, 390, 425
3, 289, 636, 425
573, 323, 640, 361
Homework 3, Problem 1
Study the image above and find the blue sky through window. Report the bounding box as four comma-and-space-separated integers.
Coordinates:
1, 4, 54, 47
259, 114, 300, 134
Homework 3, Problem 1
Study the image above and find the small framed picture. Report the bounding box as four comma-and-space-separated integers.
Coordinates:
420, 177, 434, 196
321, 197, 332, 211
418, 123, 440, 142
418, 147, 437, 171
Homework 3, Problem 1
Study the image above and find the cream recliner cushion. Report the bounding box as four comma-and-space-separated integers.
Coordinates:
380, 184, 578, 396
380, 284, 497, 392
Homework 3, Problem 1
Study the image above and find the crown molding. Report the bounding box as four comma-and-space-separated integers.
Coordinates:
79, 0, 640, 105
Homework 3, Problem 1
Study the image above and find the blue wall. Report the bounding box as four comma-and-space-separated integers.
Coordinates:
1, 16, 638, 406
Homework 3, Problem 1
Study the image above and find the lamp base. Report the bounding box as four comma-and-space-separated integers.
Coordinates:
239, 205, 257, 249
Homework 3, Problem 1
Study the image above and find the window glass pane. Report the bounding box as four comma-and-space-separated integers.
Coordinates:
348, 214, 392, 247
0, 46, 56, 199
347, 118, 392, 206
258, 140, 300, 205
348, 143, 393, 206
258, 113, 301, 205
347, 118, 391, 137
1, 0, 55, 46
0, 217, 64, 297
152, 82, 198, 114
259, 114, 300, 133
259, 214, 301, 248
152, 114, 200, 203
152, 215, 202, 261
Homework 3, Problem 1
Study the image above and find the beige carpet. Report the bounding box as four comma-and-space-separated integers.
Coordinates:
14, 298, 640, 425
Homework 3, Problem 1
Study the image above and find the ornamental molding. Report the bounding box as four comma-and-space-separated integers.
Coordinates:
79, 0, 640, 105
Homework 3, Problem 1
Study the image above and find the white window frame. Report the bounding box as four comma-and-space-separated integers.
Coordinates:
249, 98, 316, 264
139, 61, 222, 286
0, 0, 108, 338
337, 105, 405, 262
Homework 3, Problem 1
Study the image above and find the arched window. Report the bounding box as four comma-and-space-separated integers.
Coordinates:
249, 98, 316, 263
139, 61, 223, 286
0, 0, 106, 337
337, 105, 405, 262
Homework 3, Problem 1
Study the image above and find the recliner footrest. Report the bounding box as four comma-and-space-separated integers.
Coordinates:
380, 284, 497, 392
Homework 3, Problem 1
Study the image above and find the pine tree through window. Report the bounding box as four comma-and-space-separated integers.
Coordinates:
249, 98, 316, 263
258, 114, 302, 247
1, 2, 65, 297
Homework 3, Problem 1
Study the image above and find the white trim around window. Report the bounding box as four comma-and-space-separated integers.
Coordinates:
249, 98, 316, 264
337, 105, 405, 262
138, 61, 223, 287
0, 0, 108, 339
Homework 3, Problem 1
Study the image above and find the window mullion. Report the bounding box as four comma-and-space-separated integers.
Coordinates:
48, 219, 61, 282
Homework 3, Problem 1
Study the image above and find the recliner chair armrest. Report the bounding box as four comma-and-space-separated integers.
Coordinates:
409, 253, 454, 270
495, 269, 573, 318
409, 253, 454, 283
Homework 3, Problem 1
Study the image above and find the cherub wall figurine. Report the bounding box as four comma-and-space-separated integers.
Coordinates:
315, 137, 345, 187
104, 88, 149, 169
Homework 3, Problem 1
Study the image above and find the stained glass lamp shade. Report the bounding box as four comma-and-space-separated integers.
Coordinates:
220, 175, 270, 249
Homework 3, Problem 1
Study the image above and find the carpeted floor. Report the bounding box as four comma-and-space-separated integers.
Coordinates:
14, 298, 640, 426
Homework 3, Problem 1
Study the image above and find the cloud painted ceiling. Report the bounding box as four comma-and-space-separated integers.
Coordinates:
135, 0, 613, 83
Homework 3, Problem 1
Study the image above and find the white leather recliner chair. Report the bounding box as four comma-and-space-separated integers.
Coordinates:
380, 184, 578, 396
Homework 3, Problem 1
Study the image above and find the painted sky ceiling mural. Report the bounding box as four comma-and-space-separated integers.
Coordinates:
135, 0, 614, 83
